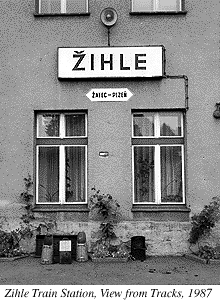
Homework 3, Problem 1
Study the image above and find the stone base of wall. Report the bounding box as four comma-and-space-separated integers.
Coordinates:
24, 220, 191, 256
1, 216, 219, 256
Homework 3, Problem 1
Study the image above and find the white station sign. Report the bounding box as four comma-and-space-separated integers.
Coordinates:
58, 46, 164, 79
86, 88, 133, 102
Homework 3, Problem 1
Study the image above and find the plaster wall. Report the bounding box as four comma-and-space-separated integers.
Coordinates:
0, 0, 219, 254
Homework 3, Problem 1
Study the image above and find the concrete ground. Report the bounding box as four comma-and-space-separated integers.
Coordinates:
0, 256, 219, 285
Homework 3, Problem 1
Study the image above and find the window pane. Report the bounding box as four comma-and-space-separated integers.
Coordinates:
133, 113, 154, 136
159, 112, 182, 136
38, 147, 59, 203
132, 0, 154, 11
65, 114, 86, 136
134, 146, 155, 203
66, 0, 88, 13
38, 114, 60, 137
65, 146, 86, 203
160, 146, 183, 203
41, 0, 61, 13
157, 0, 180, 11
40, 0, 50, 13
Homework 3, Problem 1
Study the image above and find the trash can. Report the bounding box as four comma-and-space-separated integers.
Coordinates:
59, 238, 72, 264
131, 236, 146, 261
76, 231, 88, 262
41, 235, 53, 265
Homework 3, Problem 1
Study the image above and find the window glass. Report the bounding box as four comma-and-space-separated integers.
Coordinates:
160, 146, 183, 203
38, 147, 59, 203
159, 112, 182, 136
65, 114, 86, 137
38, 0, 88, 14
157, 0, 180, 11
38, 114, 60, 137
65, 146, 86, 203
133, 113, 154, 136
131, 0, 182, 12
132, 0, 153, 12
134, 146, 155, 203
66, 0, 87, 13
41, 0, 60, 13
132, 111, 184, 204
36, 112, 87, 204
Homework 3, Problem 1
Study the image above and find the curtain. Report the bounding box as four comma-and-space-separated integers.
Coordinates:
132, 0, 153, 12
41, 0, 61, 13
134, 146, 155, 203
160, 113, 181, 136
133, 113, 154, 136
160, 146, 182, 203
66, 0, 87, 13
38, 114, 59, 137
38, 147, 59, 203
65, 114, 85, 136
158, 0, 180, 11
65, 146, 85, 202
132, 0, 180, 11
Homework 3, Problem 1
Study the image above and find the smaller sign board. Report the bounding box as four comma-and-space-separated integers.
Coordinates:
86, 88, 133, 102
59, 240, 71, 252
99, 151, 109, 157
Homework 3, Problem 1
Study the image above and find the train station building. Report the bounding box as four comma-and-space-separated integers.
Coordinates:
0, 0, 219, 255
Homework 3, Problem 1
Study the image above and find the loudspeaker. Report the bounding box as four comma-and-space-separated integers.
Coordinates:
100, 8, 118, 28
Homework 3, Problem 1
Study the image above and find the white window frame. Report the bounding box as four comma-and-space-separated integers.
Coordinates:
37, 112, 87, 138
132, 111, 185, 205
131, 0, 183, 12
37, 0, 89, 14
36, 111, 87, 205
63, 112, 88, 138
132, 145, 157, 204
36, 145, 87, 204
132, 144, 185, 205
132, 112, 184, 138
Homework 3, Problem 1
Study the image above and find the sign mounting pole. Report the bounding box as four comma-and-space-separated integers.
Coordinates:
100, 8, 118, 47
108, 28, 110, 47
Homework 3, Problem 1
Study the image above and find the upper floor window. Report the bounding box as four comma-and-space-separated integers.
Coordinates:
35, 0, 89, 15
131, 0, 183, 12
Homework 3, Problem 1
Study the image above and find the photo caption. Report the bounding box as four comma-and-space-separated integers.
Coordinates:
1, 286, 216, 300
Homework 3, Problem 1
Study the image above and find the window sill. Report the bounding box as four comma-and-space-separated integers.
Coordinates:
34, 13, 90, 17
33, 204, 89, 212
131, 204, 190, 212
130, 11, 187, 15
132, 205, 190, 222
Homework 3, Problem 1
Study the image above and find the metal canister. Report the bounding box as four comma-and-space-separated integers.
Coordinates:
76, 243, 88, 262
76, 231, 88, 262
77, 231, 86, 244
43, 234, 53, 246
41, 245, 53, 264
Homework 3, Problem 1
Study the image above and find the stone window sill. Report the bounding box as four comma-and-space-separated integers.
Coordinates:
131, 204, 190, 212
33, 204, 89, 212
34, 13, 90, 17
130, 11, 187, 15
132, 205, 190, 222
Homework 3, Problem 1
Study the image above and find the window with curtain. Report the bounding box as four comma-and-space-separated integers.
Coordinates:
36, 112, 87, 204
132, 111, 185, 204
35, 0, 89, 14
131, 0, 183, 12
